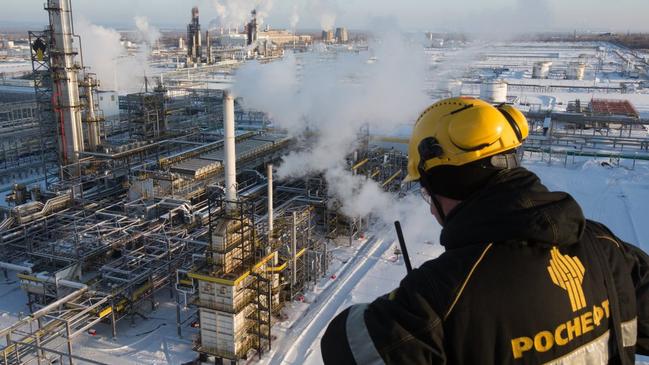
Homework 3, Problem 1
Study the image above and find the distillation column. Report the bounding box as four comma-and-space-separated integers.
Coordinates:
48, 0, 84, 163
81, 74, 101, 150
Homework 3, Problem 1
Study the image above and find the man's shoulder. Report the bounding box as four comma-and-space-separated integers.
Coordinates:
411, 244, 493, 299
419, 243, 490, 275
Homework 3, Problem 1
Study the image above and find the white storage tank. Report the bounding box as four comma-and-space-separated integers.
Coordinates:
566, 62, 586, 80
532, 61, 552, 79
480, 80, 508, 103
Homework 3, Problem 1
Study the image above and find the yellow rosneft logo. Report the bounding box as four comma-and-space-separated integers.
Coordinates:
511, 299, 610, 359
547, 247, 586, 312
510, 248, 604, 360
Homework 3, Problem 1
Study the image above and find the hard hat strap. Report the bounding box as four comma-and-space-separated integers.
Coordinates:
496, 105, 523, 143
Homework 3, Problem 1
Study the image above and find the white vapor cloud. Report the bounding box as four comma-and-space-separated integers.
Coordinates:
210, 0, 274, 29
76, 16, 156, 93
233, 31, 437, 246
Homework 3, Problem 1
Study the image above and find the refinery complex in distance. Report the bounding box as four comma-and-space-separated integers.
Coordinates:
1, 1, 649, 364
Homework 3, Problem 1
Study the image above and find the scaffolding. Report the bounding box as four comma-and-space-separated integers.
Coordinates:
0, 102, 52, 178
121, 92, 167, 141
190, 194, 275, 362
28, 29, 59, 186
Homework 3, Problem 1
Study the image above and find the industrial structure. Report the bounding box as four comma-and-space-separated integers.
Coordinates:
335, 27, 349, 43
0, 95, 407, 364
246, 10, 259, 47
321, 30, 335, 43
0, 3, 409, 365
3, 2, 649, 365
532, 61, 552, 79
187, 7, 202, 66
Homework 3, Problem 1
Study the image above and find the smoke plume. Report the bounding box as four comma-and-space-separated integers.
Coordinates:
76, 17, 156, 93
134, 16, 160, 47
289, 4, 300, 30
308, 0, 338, 31
210, 0, 274, 29
234, 31, 439, 246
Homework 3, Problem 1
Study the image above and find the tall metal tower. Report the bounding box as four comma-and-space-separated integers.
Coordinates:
45, 0, 85, 165
187, 6, 202, 65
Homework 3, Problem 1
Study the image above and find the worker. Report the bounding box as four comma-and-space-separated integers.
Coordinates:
320, 97, 649, 364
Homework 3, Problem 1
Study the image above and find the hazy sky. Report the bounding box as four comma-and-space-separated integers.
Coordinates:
1, 0, 648, 33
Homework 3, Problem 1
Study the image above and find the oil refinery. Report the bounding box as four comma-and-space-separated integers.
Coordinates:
1, 1, 649, 365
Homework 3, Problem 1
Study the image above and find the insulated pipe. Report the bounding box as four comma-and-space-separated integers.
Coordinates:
223, 90, 237, 206
267, 163, 273, 242
0, 261, 32, 273
31, 287, 88, 320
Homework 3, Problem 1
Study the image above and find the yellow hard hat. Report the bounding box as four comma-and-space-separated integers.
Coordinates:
405, 97, 528, 183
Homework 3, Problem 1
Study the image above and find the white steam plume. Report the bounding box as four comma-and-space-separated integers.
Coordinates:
233, 32, 440, 248
76, 17, 154, 93
320, 12, 336, 31
289, 4, 300, 30
134, 16, 160, 47
211, 0, 274, 29
308, 0, 338, 30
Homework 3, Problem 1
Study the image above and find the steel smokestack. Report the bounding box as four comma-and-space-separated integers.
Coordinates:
267, 163, 273, 241
223, 90, 237, 205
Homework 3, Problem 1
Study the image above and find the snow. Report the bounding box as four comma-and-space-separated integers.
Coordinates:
0, 272, 29, 331
72, 300, 198, 365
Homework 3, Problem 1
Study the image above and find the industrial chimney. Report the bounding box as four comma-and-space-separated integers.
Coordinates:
223, 90, 237, 205
267, 163, 273, 242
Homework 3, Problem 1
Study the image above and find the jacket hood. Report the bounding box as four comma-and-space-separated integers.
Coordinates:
440, 167, 585, 249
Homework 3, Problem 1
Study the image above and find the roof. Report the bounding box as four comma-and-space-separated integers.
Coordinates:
589, 98, 639, 118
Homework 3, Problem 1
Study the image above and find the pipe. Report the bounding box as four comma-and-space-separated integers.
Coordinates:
223, 90, 237, 206
18, 272, 89, 290
267, 164, 273, 243
292, 211, 297, 285
31, 287, 88, 320
0, 262, 32, 273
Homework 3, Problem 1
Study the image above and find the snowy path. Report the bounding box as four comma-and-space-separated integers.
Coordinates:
267, 233, 393, 365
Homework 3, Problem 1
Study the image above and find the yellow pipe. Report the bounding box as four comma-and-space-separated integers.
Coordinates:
267, 262, 287, 272
132, 281, 153, 301
371, 136, 408, 144
189, 252, 278, 286
296, 247, 307, 258
179, 279, 193, 286
17, 273, 44, 282
351, 158, 369, 170
381, 170, 402, 187
99, 306, 112, 319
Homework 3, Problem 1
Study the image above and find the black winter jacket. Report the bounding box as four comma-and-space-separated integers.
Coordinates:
321, 167, 649, 364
